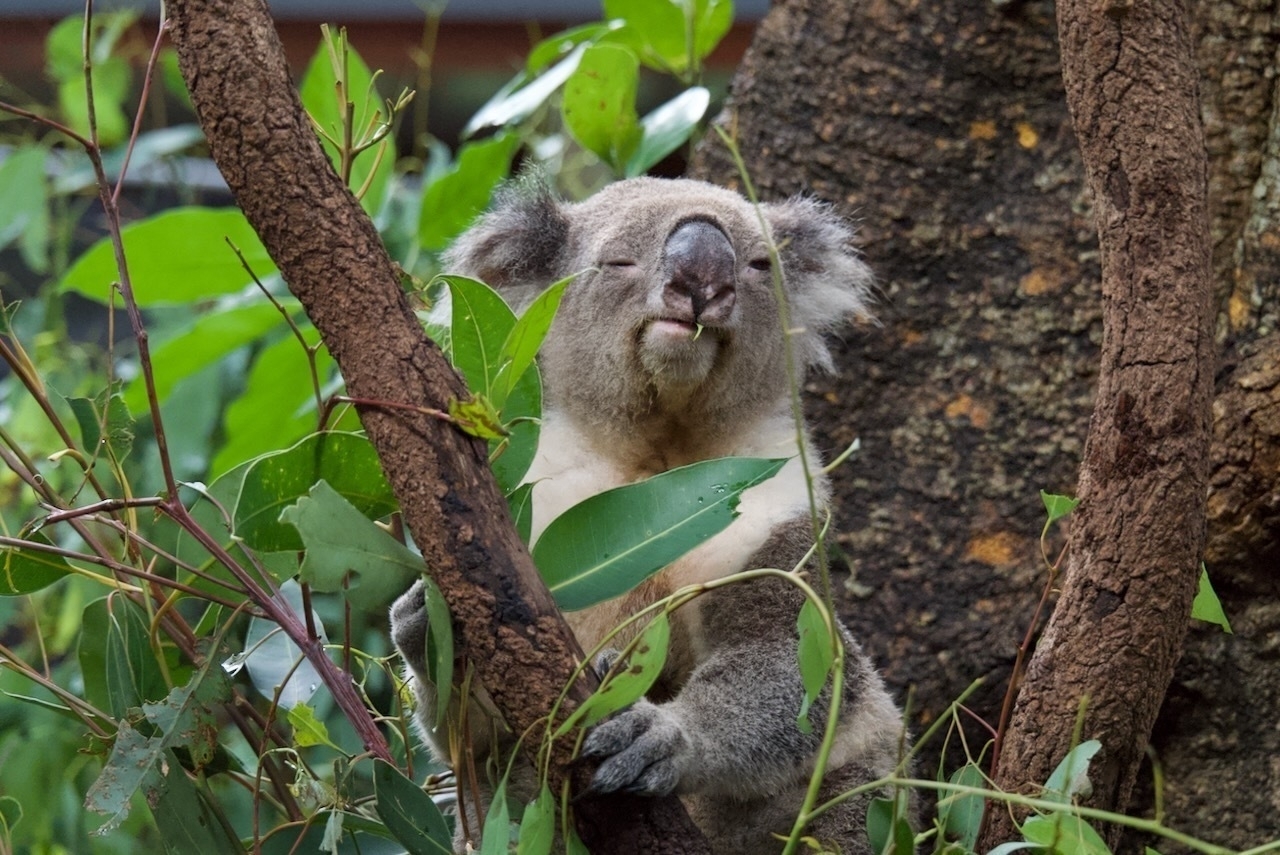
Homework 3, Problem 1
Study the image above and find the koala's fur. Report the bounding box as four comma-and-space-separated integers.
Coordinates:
391, 177, 906, 854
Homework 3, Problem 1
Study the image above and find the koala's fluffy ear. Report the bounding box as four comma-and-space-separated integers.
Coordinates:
443, 177, 569, 298
762, 197, 875, 372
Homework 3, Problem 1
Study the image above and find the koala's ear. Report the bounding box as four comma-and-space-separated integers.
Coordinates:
443, 177, 570, 294
762, 197, 875, 372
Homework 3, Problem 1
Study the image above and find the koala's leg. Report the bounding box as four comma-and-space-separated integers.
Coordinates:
580, 520, 906, 850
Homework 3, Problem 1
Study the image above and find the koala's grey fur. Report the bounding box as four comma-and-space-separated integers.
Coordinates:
391, 176, 906, 854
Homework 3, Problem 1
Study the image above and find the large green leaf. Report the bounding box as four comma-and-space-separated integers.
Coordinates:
149, 751, 243, 854
299, 36, 396, 215
492, 273, 574, 411
938, 762, 985, 849
234, 432, 396, 552
281, 480, 423, 611
84, 660, 230, 832
123, 301, 291, 412
442, 275, 540, 491
68, 385, 134, 464
1042, 740, 1101, 805
603, 0, 731, 75
0, 146, 51, 273
626, 87, 710, 177
419, 133, 520, 251
103, 592, 169, 718
0, 533, 74, 595
465, 47, 587, 138
561, 43, 641, 171
209, 326, 346, 477
61, 208, 273, 306
516, 784, 555, 855
1021, 813, 1110, 855
795, 598, 834, 732
372, 760, 453, 855
534, 457, 787, 611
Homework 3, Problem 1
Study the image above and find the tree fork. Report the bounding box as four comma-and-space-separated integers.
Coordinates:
982, 0, 1214, 845
165, 0, 710, 849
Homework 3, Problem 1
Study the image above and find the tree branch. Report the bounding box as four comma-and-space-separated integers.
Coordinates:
983, 0, 1215, 845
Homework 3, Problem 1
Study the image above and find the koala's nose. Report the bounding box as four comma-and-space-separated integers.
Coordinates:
662, 220, 737, 324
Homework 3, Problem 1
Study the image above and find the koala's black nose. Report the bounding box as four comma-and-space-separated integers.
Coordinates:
662, 220, 737, 324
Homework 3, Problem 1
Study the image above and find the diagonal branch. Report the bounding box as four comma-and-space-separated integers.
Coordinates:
164, 0, 709, 850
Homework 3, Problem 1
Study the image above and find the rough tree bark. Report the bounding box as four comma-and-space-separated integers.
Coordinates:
981, 0, 1214, 844
691, 0, 1279, 847
165, 0, 710, 851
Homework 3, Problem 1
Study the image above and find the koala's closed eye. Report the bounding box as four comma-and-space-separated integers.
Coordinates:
747, 257, 772, 272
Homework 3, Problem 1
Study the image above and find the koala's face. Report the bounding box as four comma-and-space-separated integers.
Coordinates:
444, 177, 872, 431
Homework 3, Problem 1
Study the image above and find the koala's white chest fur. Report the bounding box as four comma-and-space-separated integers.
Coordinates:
525, 408, 826, 655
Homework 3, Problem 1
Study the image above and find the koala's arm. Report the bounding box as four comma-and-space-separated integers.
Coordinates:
581, 519, 903, 801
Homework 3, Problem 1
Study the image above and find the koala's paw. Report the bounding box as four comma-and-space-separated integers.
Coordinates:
579, 700, 688, 797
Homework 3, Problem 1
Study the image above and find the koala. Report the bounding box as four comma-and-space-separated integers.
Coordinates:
391, 176, 907, 854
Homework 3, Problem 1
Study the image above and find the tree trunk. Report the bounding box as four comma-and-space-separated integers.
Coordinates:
982, 0, 1214, 845
165, 0, 709, 850
691, 0, 1280, 846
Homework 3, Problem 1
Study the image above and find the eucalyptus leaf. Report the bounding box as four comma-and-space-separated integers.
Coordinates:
492, 273, 575, 411
795, 598, 834, 732
1040, 490, 1081, 526
626, 87, 710, 177
534, 457, 787, 611
1, 533, 74, 595
61, 208, 273, 306
561, 43, 641, 171
555, 614, 670, 737
1022, 812, 1110, 855
480, 776, 513, 855
0, 146, 51, 273
123, 301, 291, 412
419, 133, 520, 250
104, 592, 169, 717
1191, 565, 1231, 633
234, 432, 395, 552
372, 760, 453, 855
288, 703, 339, 749
235, 579, 327, 709
1042, 740, 1101, 808
282, 480, 423, 611
937, 762, 985, 849
516, 784, 556, 855
465, 46, 586, 137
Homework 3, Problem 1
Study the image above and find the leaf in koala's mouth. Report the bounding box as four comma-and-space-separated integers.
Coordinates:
692, 323, 704, 342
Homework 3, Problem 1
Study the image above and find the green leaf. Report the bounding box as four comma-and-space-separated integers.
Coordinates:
61, 208, 274, 306
562, 43, 641, 171
937, 762, 985, 849
123, 301, 291, 412
149, 752, 243, 855
103, 592, 169, 717
68, 386, 134, 464
372, 760, 453, 855
465, 46, 587, 137
419, 574, 455, 724
516, 784, 556, 855
492, 273, 576, 411
1043, 739, 1101, 804
449, 393, 508, 441
795, 598, 834, 732
442, 274, 542, 490
556, 614, 670, 737
209, 325, 340, 477
299, 34, 396, 214
281, 480, 423, 611
1191, 564, 1231, 633
1040, 490, 1080, 525
0, 146, 51, 273
288, 702, 339, 749
603, 0, 731, 74
0, 533, 74, 595
866, 795, 914, 855
480, 776, 513, 855
443, 274, 517, 401
419, 133, 520, 251
85, 660, 230, 832
534, 457, 788, 611
626, 86, 710, 177
1021, 812, 1110, 855
0, 795, 21, 837
234, 432, 396, 552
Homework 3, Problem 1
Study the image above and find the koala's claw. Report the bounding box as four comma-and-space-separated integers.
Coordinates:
579, 701, 687, 797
